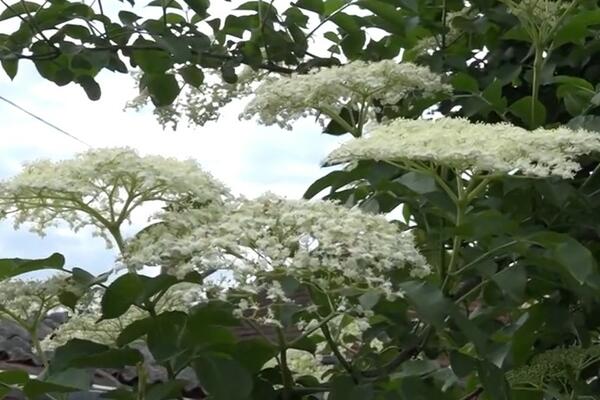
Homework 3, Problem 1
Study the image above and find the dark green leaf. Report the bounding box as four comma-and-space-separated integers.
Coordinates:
477, 360, 510, 400
0, 1, 40, 21
77, 75, 101, 101
449, 351, 477, 378
1, 58, 18, 79
329, 376, 373, 400
0, 369, 29, 385
101, 273, 146, 319
396, 171, 437, 194
183, 0, 210, 18
180, 65, 205, 88
451, 72, 479, 93
193, 354, 253, 400
0, 253, 65, 281
146, 73, 181, 107
234, 339, 278, 373
509, 96, 546, 129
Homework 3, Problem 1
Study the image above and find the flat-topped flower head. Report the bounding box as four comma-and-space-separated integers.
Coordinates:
0, 147, 229, 249
241, 60, 450, 129
325, 118, 600, 179
128, 193, 431, 326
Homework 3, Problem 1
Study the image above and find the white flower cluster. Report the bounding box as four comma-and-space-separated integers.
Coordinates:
0, 276, 69, 325
325, 118, 600, 178
127, 194, 431, 325
126, 67, 261, 129
241, 60, 451, 129
0, 147, 229, 247
504, 0, 571, 44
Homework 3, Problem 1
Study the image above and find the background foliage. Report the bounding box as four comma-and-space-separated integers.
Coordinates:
3, 0, 600, 399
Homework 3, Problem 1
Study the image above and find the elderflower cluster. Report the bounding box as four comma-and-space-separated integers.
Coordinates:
503, 0, 572, 44
0, 147, 229, 247
128, 194, 431, 326
325, 118, 600, 179
241, 60, 450, 129
126, 68, 261, 129
507, 345, 600, 388
0, 275, 71, 325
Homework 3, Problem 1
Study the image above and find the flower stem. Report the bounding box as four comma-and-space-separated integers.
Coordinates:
276, 328, 294, 400
321, 323, 359, 383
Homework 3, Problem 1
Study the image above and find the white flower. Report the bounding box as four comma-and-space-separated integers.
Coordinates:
241, 60, 451, 129
0, 147, 230, 250
128, 193, 431, 325
325, 118, 600, 179
0, 275, 69, 325
41, 283, 203, 350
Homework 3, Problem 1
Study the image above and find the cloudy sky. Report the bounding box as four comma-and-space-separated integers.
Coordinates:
0, 59, 342, 275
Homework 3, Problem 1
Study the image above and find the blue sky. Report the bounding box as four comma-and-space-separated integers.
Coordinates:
0, 61, 343, 275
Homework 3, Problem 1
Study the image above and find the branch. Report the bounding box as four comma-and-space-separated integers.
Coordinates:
12, 44, 296, 74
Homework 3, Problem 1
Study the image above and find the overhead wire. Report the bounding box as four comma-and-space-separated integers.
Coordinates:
0, 95, 91, 147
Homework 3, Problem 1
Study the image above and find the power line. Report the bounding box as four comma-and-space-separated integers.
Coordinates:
0, 95, 91, 147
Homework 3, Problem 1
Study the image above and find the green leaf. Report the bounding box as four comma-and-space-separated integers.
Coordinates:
0, 252, 65, 281
492, 265, 527, 302
400, 281, 487, 353
131, 39, 173, 73
145, 73, 181, 107
0, 1, 40, 21
0, 370, 29, 385
180, 65, 205, 88
553, 75, 594, 91
567, 115, 600, 133
554, 238, 597, 286
73, 348, 143, 369
450, 72, 479, 93
76, 75, 101, 101
52, 339, 142, 373
396, 171, 437, 194
1, 58, 18, 79
118, 11, 141, 25
148, 0, 183, 9
234, 339, 278, 373
449, 351, 477, 378
116, 317, 153, 346
146, 381, 187, 400
101, 273, 146, 319
330, 376, 374, 400
295, 0, 324, 14
481, 79, 507, 113
509, 96, 546, 129
193, 354, 253, 400
182, 0, 210, 18
477, 360, 510, 400
529, 232, 598, 286
396, 359, 439, 377
147, 311, 188, 362
22, 380, 79, 397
